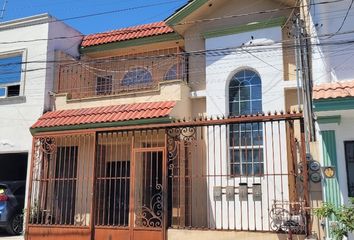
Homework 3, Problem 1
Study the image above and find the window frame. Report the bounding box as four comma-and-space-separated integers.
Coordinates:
344, 141, 354, 197
0, 49, 26, 98
95, 75, 113, 96
228, 69, 263, 177
121, 67, 153, 87
164, 63, 183, 81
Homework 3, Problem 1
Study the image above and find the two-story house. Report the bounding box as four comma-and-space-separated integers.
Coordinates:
26, 1, 321, 240
0, 13, 82, 234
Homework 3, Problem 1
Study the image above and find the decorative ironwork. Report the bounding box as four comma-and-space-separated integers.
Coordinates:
166, 127, 197, 170
39, 137, 56, 155
269, 201, 306, 234
135, 184, 163, 228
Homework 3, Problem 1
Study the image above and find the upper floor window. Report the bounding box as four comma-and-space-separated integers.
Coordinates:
122, 68, 152, 86
164, 63, 183, 81
0, 54, 22, 98
229, 69, 263, 176
96, 75, 112, 95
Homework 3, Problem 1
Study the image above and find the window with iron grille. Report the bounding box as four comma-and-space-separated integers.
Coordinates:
96, 75, 112, 95
229, 69, 263, 176
121, 68, 152, 86
0, 53, 23, 98
164, 63, 183, 81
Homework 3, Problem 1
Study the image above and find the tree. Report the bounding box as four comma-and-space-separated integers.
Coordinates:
314, 198, 354, 240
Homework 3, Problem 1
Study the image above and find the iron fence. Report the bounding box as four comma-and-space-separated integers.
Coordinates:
27, 113, 308, 239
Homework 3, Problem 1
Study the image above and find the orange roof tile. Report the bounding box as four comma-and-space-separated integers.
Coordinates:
81, 21, 174, 48
31, 101, 175, 129
313, 80, 354, 100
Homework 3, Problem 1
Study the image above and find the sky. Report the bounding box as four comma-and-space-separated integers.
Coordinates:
0, 0, 188, 34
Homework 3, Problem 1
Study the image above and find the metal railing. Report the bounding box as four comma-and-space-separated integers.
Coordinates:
57, 47, 187, 99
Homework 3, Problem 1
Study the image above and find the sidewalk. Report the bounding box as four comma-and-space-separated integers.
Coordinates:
0, 232, 23, 240
0, 236, 23, 240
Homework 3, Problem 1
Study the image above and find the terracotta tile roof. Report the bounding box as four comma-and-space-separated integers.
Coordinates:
313, 80, 354, 100
81, 21, 174, 48
31, 101, 176, 129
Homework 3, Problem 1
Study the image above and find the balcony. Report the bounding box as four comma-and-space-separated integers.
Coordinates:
56, 47, 187, 100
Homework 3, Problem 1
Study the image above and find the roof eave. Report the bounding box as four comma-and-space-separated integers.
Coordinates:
30, 117, 173, 136
165, 0, 209, 26
313, 96, 354, 112
80, 32, 182, 55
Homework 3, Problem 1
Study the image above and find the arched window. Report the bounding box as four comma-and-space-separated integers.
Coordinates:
164, 63, 181, 81
229, 69, 263, 176
122, 67, 152, 86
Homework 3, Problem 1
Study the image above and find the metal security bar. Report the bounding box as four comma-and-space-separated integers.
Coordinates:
28, 134, 94, 226
26, 113, 308, 240
57, 47, 187, 99
95, 131, 132, 227
166, 116, 307, 233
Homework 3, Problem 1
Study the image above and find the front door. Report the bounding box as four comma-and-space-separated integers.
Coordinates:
93, 132, 166, 240
131, 148, 166, 240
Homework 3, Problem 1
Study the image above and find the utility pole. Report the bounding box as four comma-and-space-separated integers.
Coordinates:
0, 0, 8, 21
293, 5, 316, 237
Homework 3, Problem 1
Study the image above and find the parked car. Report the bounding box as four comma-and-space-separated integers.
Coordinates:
0, 181, 25, 235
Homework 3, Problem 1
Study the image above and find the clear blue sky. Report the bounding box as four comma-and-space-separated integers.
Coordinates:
1, 0, 188, 34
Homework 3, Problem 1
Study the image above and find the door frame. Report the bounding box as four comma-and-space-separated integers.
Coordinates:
130, 147, 167, 240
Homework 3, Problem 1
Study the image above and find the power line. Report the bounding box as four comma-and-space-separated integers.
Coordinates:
0, 0, 342, 46
326, 0, 354, 40
0, 0, 8, 20
3, 36, 354, 66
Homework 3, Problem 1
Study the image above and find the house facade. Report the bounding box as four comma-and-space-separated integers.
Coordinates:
309, 0, 354, 239
0, 13, 82, 228
26, 1, 323, 240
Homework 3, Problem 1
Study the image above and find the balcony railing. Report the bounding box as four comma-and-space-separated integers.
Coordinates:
57, 47, 187, 99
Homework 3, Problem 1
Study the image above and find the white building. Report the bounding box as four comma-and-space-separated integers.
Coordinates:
0, 13, 82, 233
310, 0, 354, 239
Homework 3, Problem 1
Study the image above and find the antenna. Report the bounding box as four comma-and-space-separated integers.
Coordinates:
0, 0, 8, 21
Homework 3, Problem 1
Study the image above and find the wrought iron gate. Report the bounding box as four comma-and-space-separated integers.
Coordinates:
93, 130, 166, 240
26, 113, 309, 240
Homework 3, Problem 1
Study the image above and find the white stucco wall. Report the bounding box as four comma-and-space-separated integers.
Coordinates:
310, 0, 354, 83
0, 14, 81, 154
317, 111, 354, 203
204, 26, 291, 230
317, 110, 354, 240
205, 26, 286, 117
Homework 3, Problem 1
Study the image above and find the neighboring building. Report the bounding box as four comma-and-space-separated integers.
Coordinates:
0, 13, 82, 233
26, 1, 323, 240
310, 0, 354, 239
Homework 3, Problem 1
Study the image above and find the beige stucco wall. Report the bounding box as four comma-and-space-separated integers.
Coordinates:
54, 81, 192, 120
168, 229, 305, 240
177, 0, 295, 92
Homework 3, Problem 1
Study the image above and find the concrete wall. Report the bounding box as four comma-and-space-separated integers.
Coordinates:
180, 0, 293, 92
310, 0, 354, 83
317, 110, 354, 240
0, 14, 81, 154
55, 81, 192, 120
168, 229, 305, 240
317, 110, 354, 205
